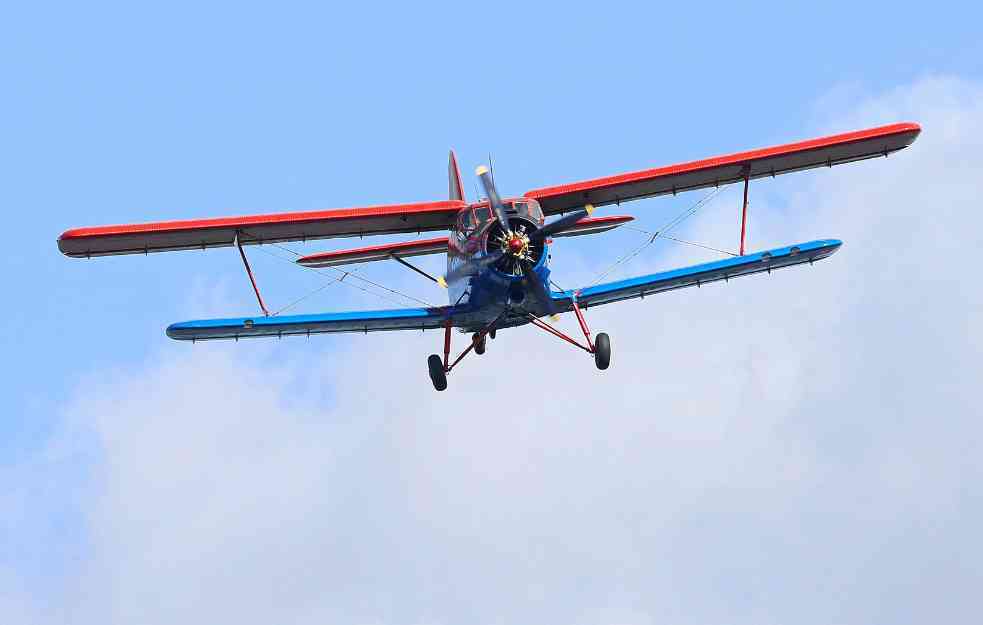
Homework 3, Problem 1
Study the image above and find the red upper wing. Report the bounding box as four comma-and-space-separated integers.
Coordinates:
58, 200, 466, 258
525, 122, 921, 215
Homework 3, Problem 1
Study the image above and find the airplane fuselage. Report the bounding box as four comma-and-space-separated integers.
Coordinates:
445, 197, 552, 327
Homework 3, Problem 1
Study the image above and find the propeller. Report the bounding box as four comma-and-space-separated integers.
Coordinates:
442, 249, 504, 284
441, 165, 597, 317
519, 258, 558, 316
529, 204, 593, 242
503, 206, 595, 316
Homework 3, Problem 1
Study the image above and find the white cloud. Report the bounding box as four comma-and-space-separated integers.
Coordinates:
8, 76, 983, 625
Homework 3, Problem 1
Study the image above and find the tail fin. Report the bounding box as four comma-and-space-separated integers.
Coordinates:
448, 150, 466, 202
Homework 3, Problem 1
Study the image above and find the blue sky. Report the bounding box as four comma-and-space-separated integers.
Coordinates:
5, 0, 980, 455
3, 2, 982, 623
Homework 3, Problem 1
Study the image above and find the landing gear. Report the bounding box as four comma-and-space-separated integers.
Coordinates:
520, 297, 612, 372
594, 332, 611, 370
427, 310, 508, 391
428, 354, 447, 391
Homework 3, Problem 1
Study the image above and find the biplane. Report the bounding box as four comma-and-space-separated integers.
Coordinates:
58, 122, 920, 390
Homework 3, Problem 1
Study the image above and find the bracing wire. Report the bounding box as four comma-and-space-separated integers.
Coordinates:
271, 276, 345, 316
659, 235, 737, 258
237, 227, 437, 308
586, 186, 726, 286
250, 245, 409, 309
248, 240, 436, 310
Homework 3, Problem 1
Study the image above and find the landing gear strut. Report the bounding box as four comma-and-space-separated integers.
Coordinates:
426, 299, 611, 391
426, 310, 507, 391
522, 295, 611, 371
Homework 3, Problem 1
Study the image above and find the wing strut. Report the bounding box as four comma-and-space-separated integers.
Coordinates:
739, 166, 750, 256
235, 232, 270, 317
390, 254, 444, 287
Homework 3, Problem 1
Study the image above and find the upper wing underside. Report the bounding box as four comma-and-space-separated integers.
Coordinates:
58, 200, 465, 258
526, 123, 920, 214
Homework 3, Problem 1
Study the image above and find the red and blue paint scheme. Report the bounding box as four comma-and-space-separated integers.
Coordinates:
57, 122, 920, 390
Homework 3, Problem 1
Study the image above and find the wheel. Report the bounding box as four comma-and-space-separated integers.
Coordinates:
473, 333, 486, 355
428, 354, 447, 391
489, 328, 496, 340
594, 333, 611, 370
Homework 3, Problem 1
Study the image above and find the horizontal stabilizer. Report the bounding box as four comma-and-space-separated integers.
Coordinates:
552, 239, 842, 310
297, 236, 448, 268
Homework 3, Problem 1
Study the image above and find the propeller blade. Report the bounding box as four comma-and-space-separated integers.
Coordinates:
476, 165, 510, 230
443, 250, 504, 283
520, 258, 557, 315
530, 204, 594, 242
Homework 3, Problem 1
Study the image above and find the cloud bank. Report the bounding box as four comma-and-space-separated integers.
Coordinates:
8, 76, 983, 625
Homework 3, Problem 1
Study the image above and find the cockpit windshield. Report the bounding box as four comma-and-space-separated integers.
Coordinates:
473, 206, 491, 224
458, 198, 545, 237
508, 199, 544, 224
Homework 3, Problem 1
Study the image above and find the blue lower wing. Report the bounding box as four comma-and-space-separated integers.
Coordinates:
167, 305, 462, 341
552, 239, 842, 310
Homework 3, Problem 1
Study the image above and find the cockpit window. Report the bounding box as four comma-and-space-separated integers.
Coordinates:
461, 200, 545, 234
458, 210, 475, 235
474, 206, 491, 224
507, 199, 544, 224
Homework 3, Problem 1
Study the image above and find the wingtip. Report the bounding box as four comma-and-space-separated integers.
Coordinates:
57, 229, 91, 258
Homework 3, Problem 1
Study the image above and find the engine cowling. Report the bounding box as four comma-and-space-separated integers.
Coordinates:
484, 216, 545, 276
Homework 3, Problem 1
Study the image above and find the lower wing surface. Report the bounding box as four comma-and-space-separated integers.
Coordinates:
167, 305, 464, 341
552, 239, 841, 310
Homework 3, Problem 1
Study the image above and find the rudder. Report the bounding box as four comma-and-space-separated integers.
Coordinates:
448, 150, 466, 202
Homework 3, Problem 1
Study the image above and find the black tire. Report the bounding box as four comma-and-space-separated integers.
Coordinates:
474, 333, 486, 355
594, 333, 611, 370
428, 354, 447, 391
489, 328, 496, 340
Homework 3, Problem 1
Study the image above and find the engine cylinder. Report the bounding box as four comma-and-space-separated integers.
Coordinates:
484, 216, 545, 276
